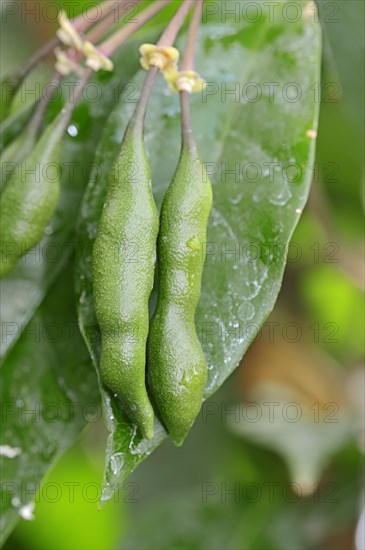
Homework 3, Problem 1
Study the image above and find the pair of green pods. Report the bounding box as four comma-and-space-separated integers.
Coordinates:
93, 106, 212, 446
0, 116, 64, 278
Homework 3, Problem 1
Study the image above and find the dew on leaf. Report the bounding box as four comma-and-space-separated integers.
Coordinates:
110, 452, 125, 476
18, 502, 35, 521
0, 445, 22, 458
237, 301, 255, 321
269, 186, 292, 206
67, 124, 78, 137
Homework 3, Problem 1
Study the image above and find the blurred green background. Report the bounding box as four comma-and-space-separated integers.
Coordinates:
1, 1, 364, 549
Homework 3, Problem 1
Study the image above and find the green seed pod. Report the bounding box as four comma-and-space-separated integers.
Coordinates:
92, 122, 159, 441
148, 140, 213, 446
0, 103, 34, 155
0, 115, 63, 278
1, 129, 36, 192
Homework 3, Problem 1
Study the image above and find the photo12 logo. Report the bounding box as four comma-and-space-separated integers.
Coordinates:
202, 1, 340, 24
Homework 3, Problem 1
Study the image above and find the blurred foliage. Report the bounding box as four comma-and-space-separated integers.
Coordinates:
9, 446, 123, 550
315, 0, 364, 238
301, 265, 364, 360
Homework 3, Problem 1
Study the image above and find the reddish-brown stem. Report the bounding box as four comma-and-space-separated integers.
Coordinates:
180, 90, 196, 151
26, 71, 62, 141
181, 0, 203, 71
58, 68, 94, 133
130, 66, 159, 132
180, 1, 204, 150
100, 0, 171, 57
86, 0, 141, 44
157, 0, 193, 46
73, 0, 126, 32
12, 37, 60, 84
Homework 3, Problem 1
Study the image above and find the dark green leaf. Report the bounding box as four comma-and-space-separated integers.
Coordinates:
0, 262, 98, 545
75, 0, 322, 504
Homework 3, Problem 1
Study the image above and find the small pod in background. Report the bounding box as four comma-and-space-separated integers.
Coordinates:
148, 132, 213, 446
92, 121, 159, 441
1, 129, 37, 192
0, 115, 64, 278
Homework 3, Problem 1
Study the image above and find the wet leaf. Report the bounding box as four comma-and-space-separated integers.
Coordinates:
0, 263, 99, 544
75, 1, 322, 503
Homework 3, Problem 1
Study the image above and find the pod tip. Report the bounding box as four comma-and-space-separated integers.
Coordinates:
171, 431, 188, 447
144, 428, 154, 441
